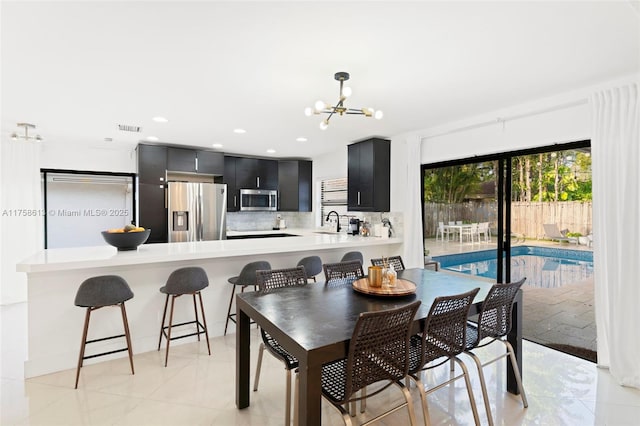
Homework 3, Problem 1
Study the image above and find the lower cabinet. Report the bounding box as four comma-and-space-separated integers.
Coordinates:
138, 183, 167, 243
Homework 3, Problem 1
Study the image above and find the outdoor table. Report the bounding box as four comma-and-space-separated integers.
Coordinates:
235, 268, 523, 426
444, 223, 475, 242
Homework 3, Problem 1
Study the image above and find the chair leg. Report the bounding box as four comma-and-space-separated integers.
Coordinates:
293, 372, 299, 426
197, 291, 211, 356
253, 342, 265, 391
285, 368, 292, 426
164, 295, 176, 367
224, 284, 236, 336
158, 294, 169, 350
504, 340, 528, 408
396, 381, 418, 426
360, 387, 366, 413
467, 350, 494, 426
193, 294, 200, 342
75, 307, 92, 389
120, 302, 135, 375
409, 374, 431, 426
454, 356, 481, 425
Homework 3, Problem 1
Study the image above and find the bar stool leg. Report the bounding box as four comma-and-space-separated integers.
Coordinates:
75, 307, 92, 389
224, 285, 236, 336
193, 294, 201, 342
164, 295, 177, 367
197, 291, 211, 355
158, 294, 169, 351
120, 302, 135, 375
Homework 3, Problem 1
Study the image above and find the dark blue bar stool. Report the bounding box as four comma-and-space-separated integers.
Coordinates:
158, 267, 211, 367
74, 275, 135, 389
297, 255, 323, 282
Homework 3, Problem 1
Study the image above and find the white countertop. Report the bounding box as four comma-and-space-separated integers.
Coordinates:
17, 228, 401, 273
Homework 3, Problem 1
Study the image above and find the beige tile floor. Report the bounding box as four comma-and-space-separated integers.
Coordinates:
2, 301, 640, 425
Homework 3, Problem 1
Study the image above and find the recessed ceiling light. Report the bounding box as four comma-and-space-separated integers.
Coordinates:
146, 136, 159, 141
212, 143, 223, 149
296, 137, 308, 142
233, 128, 246, 134
152, 116, 168, 123
266, 149, 276, 154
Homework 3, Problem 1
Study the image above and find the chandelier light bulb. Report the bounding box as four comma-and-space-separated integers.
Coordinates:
342, 86, 352, 98
320, 120, 329, 130
374, 110, 384, 120
314, 100, 326, 111
304, 107, 313, 117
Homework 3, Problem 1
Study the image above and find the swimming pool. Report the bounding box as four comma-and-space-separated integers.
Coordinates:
432, 246, 594, 288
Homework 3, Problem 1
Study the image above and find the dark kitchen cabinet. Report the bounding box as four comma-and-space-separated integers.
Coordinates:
223, 156, 239, 212
167, 148, 224, 175
347, 138, 390, 212
196, 150, 224, 175
138, 183, 167, 243
137, 144, 167, 184
278, 160, 312, 211
235, 157, 278, 190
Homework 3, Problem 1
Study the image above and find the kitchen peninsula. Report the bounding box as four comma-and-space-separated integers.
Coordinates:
17, 229, 402, 378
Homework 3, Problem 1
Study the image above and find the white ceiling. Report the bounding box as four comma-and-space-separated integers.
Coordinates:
2, 1, 639, 159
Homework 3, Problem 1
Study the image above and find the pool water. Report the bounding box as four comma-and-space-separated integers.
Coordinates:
432, 246, 594, 288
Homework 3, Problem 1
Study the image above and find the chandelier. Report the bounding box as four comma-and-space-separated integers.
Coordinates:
11, 123, 43, 141
304, 72, 383, 130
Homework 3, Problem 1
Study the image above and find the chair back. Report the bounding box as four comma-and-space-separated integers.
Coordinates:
476, 278, 526, 341
236, 261, 272, 286
370, 255, 405, 271
413, 288, 479, 370
75, 275, 133, 307
296, 256, 323, 277
340, 251, 363, 264
323, 260, 364, 283
164, 267, 209, 295
256, 266, 308, 292
340, 301, 421, 403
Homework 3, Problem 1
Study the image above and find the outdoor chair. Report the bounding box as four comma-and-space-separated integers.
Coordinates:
543, 223, 572, 244
408, 288, 481, 425
477, 222, 491, 243
464, 278, 528, 425
254, 266, 308, 426
321, 301, 422, 426
323, 260, 364, 283
461, 223, 478, 243
370, 255, 405, 271
436, 222, 449, 241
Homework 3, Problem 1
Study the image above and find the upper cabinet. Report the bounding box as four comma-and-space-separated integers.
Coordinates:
138, 144, 167, 185
167, 147, 223, 175
347, 138, 390, 212
235, 157, 278, 190
223, 156, 239, 212
278, 160, 312, 212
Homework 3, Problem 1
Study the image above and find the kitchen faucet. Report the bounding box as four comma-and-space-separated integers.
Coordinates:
325, 210, 341, 232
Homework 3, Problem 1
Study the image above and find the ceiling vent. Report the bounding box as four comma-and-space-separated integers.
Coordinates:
117, 124, 142, 133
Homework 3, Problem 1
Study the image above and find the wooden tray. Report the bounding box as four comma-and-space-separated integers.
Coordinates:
352, 278, 417, 297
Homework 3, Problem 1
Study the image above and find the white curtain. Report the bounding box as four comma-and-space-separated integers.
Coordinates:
591, 82, 640, 388
0, 138, 43, 305
402, 136, 424, 268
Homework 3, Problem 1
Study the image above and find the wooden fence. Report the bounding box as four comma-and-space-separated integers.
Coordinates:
423, 201, 592, 238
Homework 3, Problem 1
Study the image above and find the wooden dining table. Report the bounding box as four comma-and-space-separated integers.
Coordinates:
235, 268, 523, 426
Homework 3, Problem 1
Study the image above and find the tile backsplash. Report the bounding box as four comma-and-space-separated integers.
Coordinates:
227, 211, 314, 231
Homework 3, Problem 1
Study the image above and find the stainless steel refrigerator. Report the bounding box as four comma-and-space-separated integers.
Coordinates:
168, 182, 227, 242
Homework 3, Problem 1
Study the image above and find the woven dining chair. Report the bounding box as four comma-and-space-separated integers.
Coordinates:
254, 266, 308, 426
322, 260, 365, 283
321, 300, 422, 426
370, 255, 405, 271
464, 278, 528, 426
408, 288, 481, 426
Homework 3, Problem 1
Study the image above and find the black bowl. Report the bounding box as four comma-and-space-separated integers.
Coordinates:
101, 229, 151, 251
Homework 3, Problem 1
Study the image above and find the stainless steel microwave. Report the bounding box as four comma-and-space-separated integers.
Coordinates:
239, 189, 278, 211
